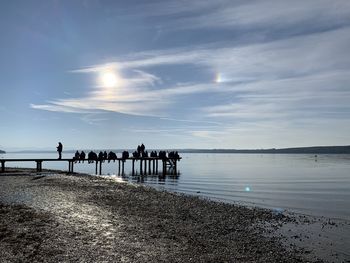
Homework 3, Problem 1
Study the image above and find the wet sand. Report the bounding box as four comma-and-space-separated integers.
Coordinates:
0, 169, 346, 262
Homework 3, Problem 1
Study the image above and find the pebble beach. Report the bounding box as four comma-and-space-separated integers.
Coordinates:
0, 169, 348, 262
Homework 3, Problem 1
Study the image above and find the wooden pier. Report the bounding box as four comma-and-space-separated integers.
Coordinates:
0, 157, 181, 175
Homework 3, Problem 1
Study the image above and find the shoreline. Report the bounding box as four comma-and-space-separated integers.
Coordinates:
0, 169, 349, 262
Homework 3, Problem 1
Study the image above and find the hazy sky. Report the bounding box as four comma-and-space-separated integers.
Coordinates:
1, 0, 350, 150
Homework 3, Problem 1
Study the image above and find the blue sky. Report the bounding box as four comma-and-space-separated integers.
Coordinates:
1, 0, 350, 150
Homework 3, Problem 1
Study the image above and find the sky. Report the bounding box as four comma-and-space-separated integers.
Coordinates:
0, 0, 350, 151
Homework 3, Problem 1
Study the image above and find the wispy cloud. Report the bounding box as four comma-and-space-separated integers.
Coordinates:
31, 16, 350, 141
80, 114, 109, 125
138, 0, 350, 35
203, 70, 350, 120
160, 117, 222, 125
30, 103, 96, 114
115, 26, 350, 81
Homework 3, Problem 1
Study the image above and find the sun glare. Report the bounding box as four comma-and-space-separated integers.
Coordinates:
101, 71, 118, 88
215, 72, 223, 83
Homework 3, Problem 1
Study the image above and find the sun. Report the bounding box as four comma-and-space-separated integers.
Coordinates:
101, 71, 118, 88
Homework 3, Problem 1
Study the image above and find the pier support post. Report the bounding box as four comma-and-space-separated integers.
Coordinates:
152, 160, 155, 174
140, 160, 143, 175
122, 161, 125, 175
118, 160, 120, 175
95, 161, 98, 175
99, 161, 102, 175
162, 159, 166, 176
156, 160, 158, 174
144, 160, 147, 175
68, 161, 74, 173
1, 161, 5, 173
148, 160, 151, 175
36, 161, 42, 172
132, 159, 135, 175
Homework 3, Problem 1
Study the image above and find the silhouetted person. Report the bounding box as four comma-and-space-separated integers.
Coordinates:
74, 151, 80, 163
137, 145, 141, 155
159, 151, 166, 159
103, 151, 108, 160
88, 151, 97, 163
140, 143, 145, 153
80, 151, 86, 163
108, 151, 117, 163
98, 151, 104, 162
122, 151, 129, 159
168, 151, 180, 159
57, 142, 63, 159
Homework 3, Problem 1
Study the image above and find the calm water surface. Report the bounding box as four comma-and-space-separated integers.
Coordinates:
2, 152, 350, 220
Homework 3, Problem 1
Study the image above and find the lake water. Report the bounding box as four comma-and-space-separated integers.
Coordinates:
2, 152, 350, 221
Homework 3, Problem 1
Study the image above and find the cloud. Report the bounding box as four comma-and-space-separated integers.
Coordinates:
116, 26, 350, 81
138, 0, 350, 34
80, 114, 109, 125
31, 23, 350, 138
31, 68, 170, 116
203, 69, 350, 120
189, 130, 228, 140
30, 103, 96, 113
160, 117, 222, 125
32, 63, 231, 116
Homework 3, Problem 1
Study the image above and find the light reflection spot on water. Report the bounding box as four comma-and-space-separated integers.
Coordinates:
272, 208, 284, 214
245, 186, 251, 192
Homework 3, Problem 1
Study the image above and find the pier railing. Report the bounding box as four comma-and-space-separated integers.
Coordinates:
0, 157, 181, 175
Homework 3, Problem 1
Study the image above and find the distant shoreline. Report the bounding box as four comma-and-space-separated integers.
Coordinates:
4, 145, 350, 154
179, 145, 350, 154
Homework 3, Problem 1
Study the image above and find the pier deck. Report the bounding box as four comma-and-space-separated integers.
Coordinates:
0, 157, 181, 175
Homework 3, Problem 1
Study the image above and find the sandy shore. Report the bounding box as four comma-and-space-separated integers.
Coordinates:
0, 169, 346, 262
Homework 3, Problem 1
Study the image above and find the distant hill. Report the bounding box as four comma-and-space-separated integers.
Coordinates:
179, 145, 350, 154
0, 149, 5, 154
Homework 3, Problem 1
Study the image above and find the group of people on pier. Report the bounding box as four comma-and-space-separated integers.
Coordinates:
72, 150, 118, 163
71, 144, 180, 163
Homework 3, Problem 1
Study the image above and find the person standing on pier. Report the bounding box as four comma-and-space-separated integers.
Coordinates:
57, 142, 63, 159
